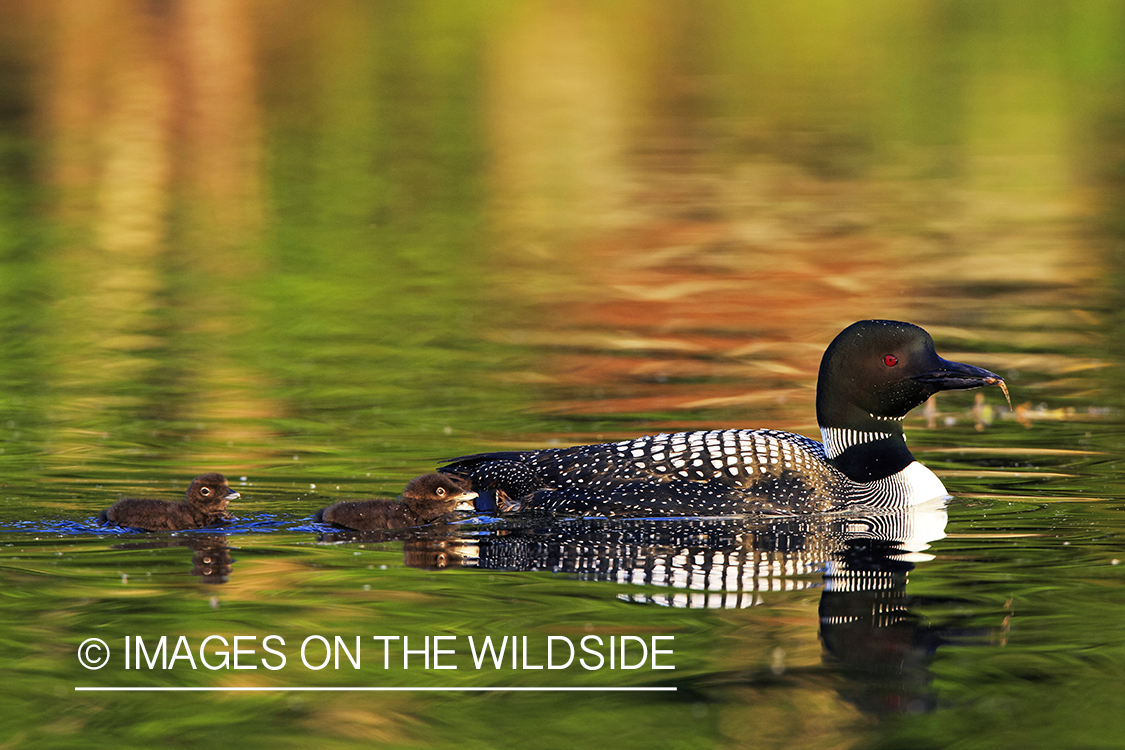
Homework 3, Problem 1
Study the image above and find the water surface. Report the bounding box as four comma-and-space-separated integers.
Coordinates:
2, 3, 1125, 748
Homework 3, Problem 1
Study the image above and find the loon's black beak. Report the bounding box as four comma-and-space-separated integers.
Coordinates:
911, 359, 1009, 404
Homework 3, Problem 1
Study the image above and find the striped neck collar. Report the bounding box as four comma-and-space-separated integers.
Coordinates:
819, 426, 896, 460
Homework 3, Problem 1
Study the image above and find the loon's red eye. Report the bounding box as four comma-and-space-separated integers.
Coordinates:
883, 354, 898, 367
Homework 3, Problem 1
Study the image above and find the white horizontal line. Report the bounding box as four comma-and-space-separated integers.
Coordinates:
75, 686, 676, 692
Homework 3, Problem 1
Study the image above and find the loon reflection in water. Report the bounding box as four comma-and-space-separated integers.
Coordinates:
325, 501, 1003, 714
430, 503, 948, 604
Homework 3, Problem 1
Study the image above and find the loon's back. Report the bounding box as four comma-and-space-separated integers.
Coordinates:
442, 429, 847, 516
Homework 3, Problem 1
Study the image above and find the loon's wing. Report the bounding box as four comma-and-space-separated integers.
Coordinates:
440, 450, 558, 502
522, 478, 823, 517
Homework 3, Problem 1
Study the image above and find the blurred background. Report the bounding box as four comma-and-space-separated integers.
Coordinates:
1, 2, 1124, 748
0, 0, 1119, 493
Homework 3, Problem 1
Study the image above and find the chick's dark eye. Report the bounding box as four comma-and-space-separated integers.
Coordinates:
200, 487, 211, 496
883, 354, 898, 367
436, 487, 446, 498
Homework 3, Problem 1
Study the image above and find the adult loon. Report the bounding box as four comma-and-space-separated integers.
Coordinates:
98, 473, 240, 531
314, 473, 478, 530
439, 320, 1007, 517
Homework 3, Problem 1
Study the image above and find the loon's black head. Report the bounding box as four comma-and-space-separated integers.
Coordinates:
817, 320, 1003, 427
816, 320, 1004, 480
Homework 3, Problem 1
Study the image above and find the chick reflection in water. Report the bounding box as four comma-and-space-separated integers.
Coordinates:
314, 473, 476, 531
108, 535, 234, 584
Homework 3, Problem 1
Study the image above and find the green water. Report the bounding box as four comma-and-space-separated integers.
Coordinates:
2, 2, 1125, 748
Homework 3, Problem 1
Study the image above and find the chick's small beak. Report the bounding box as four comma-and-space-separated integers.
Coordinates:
452, 490, 478, 512
224, 489, 241, 501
